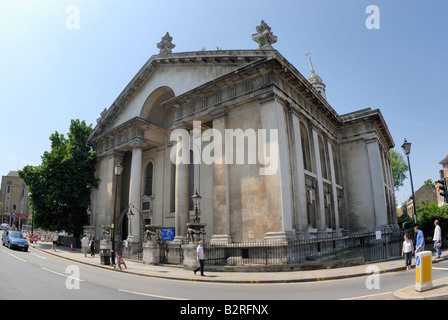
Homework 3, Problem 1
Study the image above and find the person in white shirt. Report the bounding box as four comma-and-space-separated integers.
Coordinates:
52, 231, 58, 251
433, 219, 442, 258
193, 240, 207, 276
81, 235, 89, 257
402, 234, 414, 271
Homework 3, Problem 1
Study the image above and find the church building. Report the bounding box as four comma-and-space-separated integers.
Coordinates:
87, 21, 397, 249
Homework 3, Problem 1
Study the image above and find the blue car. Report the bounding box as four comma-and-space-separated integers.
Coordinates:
2, 230, 29, 251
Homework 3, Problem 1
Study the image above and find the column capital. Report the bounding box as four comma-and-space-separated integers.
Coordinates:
364, 135, 378, 144
129, 138, 148, 149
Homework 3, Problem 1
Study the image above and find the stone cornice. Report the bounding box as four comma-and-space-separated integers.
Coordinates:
340, 108, 395, 149
161, 52, 343, 132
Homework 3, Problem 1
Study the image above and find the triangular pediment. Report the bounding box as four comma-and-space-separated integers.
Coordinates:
88, 50, 273, 144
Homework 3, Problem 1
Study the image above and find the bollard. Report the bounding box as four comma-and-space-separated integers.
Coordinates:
415, 251, 433, 292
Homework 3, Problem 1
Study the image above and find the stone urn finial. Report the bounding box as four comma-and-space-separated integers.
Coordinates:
157, 32, 175, 54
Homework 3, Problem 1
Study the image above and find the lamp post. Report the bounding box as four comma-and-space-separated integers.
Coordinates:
191, 190, 202, 223
401, 138, 417, 224
28, 192, 34, 243
111, 162, 124, 265
127, 205, 135, 237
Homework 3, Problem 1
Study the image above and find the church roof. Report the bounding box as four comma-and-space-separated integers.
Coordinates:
88, 22, 394, 150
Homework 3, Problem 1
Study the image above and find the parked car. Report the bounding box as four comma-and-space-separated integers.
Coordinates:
0, 223, 10, 231
2, 230, 29, 251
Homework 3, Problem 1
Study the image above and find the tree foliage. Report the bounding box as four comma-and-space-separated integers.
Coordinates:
399, 202, 448, 241
417, 202, 448, 241
19, 120, 97, 237
389, 149, 408, 191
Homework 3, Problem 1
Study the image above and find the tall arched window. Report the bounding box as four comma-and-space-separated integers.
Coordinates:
300, 123, 312, 172
318, 136, 328, 179
144, 162, 153, 197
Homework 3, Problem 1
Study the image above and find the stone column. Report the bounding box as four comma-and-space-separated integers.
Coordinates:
311, 126, 326, 231
365, 136, 388, 227
327, 142, 340, 230
259, 95, 294, 241
289, 111, 308, 234
210, 112, 232, 243
128, 140, 146, 241
174, 134, 190, 243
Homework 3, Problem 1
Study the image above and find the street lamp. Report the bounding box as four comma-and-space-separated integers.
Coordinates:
111, 162, 124, 265
28, 192, 34, 243
191, 190, 202, 223
401, 138, 417, 224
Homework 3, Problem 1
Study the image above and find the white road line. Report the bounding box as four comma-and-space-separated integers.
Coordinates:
29, 252, 47, 259
339, 291, 392, 300
433, 267, 448, 271
41, 267, 84, 282
118, 289, 187, 300
2, 249, 28, 262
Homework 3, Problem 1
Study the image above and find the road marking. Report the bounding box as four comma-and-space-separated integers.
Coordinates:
41, 267, 84, 282
118, 289, 187, 300
29, 252, 47, 259
2, 249, 28, 262
339, 291, 392, 300
433, 267, 448, 271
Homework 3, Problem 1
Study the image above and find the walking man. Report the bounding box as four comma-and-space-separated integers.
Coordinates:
52, 231, 58, 251
193, 240, 207, 276
433, 219, 442, 258
81, 234, 89, 257
414, 225, 425, 254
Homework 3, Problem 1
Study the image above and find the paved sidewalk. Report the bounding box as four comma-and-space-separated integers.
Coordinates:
30, 242, 448, 299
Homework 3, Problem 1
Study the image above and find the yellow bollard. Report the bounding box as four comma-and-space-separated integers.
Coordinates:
415, 251, 433, 292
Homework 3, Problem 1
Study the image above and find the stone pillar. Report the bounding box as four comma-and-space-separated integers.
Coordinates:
128, 140, 146, 241
210, 112, 232, 243
174, 134, 190, 243
142, 241, 160, 265
289, 111, 308, 234
327, 142, 340, 230
311, 125, 326, 231
259, 96, 294, 240
365, 136, 388, 227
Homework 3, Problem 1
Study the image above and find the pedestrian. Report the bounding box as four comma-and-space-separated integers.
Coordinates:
81, 234, 89, 257
52, 231, 58, 251
193, 240, 207, 276
433, 219, 442, 258
402, 234, 414, 271
414, 225, 425, 254
89, 236, 95, 257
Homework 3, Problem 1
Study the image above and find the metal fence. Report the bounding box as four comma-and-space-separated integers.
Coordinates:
159, 241, 183, 264
204, 230, 404, 266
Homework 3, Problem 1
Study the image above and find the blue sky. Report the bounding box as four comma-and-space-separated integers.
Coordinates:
1, 0, 447, 206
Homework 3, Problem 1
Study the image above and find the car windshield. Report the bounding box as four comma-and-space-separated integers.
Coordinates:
9, 231, 25, 239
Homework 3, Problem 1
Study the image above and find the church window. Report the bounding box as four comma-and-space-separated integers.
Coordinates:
300, 124, 312, 172
144, 162, 154, 197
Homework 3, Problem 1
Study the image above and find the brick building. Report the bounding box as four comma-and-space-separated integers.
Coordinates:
0, 171, 31, 228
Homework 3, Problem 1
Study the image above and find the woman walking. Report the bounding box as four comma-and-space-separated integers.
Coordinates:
89, 236, 96, 257
402, 234, 414, 271
433, 219, 442, 258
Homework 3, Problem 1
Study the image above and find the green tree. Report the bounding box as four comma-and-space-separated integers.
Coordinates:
423, 179, 435, 190
19, 120, 97, 237
417, 202, 448, 241
389, 149, 408, 191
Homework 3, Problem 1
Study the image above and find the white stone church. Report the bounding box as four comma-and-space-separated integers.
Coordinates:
87, 21, 397, 248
